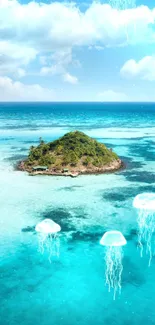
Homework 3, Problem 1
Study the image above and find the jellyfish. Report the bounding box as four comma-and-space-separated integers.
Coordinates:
133, 193, 155, 266
109, 0, 136, 43
35, 218, 61, 262
109, 0, 136, 10
100, 230, 127, 300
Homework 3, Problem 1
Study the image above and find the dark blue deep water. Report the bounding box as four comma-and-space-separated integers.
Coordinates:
1, 102, 155, 325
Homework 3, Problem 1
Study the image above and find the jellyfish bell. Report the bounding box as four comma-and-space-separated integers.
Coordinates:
133, 193, 155, 211
35, 218, 61, 262
133, 193, 155, 266
100, 230, 127, 247
100, 230, 127, 300
35, 219, 61, 234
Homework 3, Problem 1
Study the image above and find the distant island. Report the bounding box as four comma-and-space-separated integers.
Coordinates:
18, 131, 122, 176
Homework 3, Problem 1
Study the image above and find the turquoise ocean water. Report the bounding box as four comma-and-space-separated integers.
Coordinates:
1, 102, 155, 325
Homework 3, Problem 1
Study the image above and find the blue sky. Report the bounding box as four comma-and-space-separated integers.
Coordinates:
0, 0, 155, 101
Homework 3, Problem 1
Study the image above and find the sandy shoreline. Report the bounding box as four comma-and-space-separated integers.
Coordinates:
18, 159, 123, 177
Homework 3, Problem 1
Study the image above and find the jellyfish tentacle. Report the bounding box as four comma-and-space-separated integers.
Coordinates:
105, 246, 123, 300
35, 219, 61, 262
38, 233, 47, 254
55, 234, 60, 257
133, 193, 155, 266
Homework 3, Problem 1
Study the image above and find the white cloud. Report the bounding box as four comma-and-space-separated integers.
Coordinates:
1, 1, 155, 94
40, 65, 64, 76
97, 88, 155, 102
16, 68, 26, 78
120, 55, 155, 81
0, 2, 155, 64
40, 48, 79, 82
0, 76, 56, 101
63, 73, 78, 84
40, 48, 72, 76
97, 90, 129, 101
0, 76, 153, 102
0, 41, 37, 78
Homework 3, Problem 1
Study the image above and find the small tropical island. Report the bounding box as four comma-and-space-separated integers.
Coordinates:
18, 131, 122, 177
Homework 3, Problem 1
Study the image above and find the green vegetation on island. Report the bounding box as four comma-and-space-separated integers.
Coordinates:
20, 131, 121, 175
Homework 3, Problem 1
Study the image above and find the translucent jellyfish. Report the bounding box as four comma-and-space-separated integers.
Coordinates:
35, 219, 61, 262
109, 0, 136, 43
133, 193, 155, 266
109, 0, 136, 10
100, 230, 127, 300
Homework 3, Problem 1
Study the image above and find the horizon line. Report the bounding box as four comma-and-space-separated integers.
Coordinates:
0, 101, 155, 104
